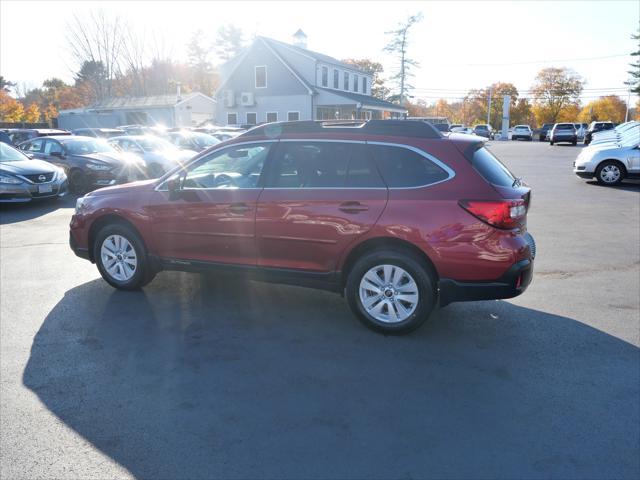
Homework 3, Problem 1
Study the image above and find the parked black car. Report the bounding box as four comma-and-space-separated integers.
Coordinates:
538, 123, 554, 141
472, 124, 494, 139
584, 121, 615, 145
18, 136, 148, 194
6, 128, 71, 145
72, 128, 125, 138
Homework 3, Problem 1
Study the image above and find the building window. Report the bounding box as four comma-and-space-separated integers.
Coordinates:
333, 69, 339, 89
255, 66, 267, 89
362, 77, 367, 94
287, 111, 300, 121
321, 66, 328, 87
246, 112, 257, 125
354, 75, 358, 92
227, 112, 238, 125
266, 112, 278, 123
343, 72, 349, 90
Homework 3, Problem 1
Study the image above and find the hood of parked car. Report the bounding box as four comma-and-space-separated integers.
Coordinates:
76, 152, 139, 166
86, 178, 157, 197
0, 159, 57, 175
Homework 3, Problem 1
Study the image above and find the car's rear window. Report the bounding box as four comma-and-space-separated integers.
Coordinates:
469, 147, 516, 187
556, 124, 574, 129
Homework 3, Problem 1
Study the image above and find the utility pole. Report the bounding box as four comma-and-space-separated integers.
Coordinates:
487, 87, 492, 126
625, 88, 631, 122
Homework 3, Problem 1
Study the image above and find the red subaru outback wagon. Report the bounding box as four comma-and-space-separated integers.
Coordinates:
70, 120, 535, 334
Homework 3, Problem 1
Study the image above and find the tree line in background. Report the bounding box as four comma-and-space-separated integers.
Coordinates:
1, 12, 639, 127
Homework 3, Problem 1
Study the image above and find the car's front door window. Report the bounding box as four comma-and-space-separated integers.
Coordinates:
181, 143, 272, 189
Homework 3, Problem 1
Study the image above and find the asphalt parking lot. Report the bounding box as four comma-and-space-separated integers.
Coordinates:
1, 141, 639, 479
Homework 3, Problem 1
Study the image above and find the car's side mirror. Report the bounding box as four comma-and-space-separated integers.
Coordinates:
25, 153, 34, 159
166, 176, 184, 200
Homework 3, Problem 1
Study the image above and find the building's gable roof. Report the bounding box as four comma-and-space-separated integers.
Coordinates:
215, 38, 315, 95
261, 37, 366, 73
316, 87, 406, 113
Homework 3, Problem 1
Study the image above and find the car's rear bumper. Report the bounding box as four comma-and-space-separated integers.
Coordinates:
438, 258, 534, 307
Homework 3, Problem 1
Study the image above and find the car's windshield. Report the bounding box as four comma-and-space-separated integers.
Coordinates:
0, 142, 30, 162
63, 138, 116, 155
137, 137, 176, 152
475, 125, 488, 130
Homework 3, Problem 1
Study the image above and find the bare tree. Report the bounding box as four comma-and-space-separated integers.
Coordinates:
66, 11, 126, 100
384, 13, 423, 105
121, 28, 149, 96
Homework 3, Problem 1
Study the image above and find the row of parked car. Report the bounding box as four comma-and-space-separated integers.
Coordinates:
572, 121, 640, 185
0, 124, 246, 202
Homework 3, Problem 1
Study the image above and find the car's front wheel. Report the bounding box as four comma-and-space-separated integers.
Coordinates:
94, 223, 156, 290
346, 250, 436, 334
596, 161, 625, 186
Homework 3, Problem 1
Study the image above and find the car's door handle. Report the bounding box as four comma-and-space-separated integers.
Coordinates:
229, 202, 251, 213
338, 201, 369, 214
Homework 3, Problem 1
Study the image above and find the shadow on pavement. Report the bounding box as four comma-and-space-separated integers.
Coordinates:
585, 180, 640, 192
23, 272, 640, 479
0, 194, 76, 224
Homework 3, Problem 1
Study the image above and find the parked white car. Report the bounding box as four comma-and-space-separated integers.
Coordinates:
573, 135, 640, 185
511, 125, 533, 141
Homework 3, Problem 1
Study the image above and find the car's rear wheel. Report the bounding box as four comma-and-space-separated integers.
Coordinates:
346, 250, 436, 334
549, 140, 554, 145
596, 161, 625, 186
94, 223, 156, 290
69, 170, 88, 195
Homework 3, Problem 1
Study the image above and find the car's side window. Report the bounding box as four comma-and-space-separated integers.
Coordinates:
23, 138, 44, 153
369, 144, 450, 188
43, 139, 63, 155
181, 143, 272, 189
346, 144, 385, 188
266, 142, 352, 188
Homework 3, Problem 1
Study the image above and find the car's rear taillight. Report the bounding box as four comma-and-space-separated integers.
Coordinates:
459, 199, 527, 229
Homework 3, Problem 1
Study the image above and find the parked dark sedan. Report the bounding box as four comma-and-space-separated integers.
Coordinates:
6, 128, 71, 145
72, 128, 125, 138
538, 123, 554, 141
18, 136, 147, 194
0, 142, 68, 202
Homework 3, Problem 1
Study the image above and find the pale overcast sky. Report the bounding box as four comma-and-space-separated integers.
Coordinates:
1, 0, 638, 103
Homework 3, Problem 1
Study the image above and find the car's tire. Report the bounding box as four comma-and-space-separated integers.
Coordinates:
595, 161, 625, 186
345, 249, 436, 334
69, 169, 88, 195
94, 223, 156, 290
572, 140, 577, 146
549, 140, 554, 145
148, 163, 165, 178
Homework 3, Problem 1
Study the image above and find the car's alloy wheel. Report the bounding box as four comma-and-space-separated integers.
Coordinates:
346, 249, 436, 334
359, 264, 419, 324
100, 234, 137, 282
94, 224, 156, 290
597, 162, 623, 185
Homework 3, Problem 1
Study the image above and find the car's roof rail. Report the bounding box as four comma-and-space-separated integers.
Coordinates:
240, 119, 442, 139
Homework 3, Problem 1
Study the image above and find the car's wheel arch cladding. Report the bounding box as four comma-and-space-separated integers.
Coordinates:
88, 214, 148, 263
339, 237, 439, 289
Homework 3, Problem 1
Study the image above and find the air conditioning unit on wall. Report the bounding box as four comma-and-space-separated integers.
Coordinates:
240, 92, 255, 106
224, 90, 235, 108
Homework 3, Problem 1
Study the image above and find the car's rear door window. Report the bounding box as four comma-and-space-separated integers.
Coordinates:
23, 138, 44, 152
468, 146, 516, 187
369, 144, 450, 188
